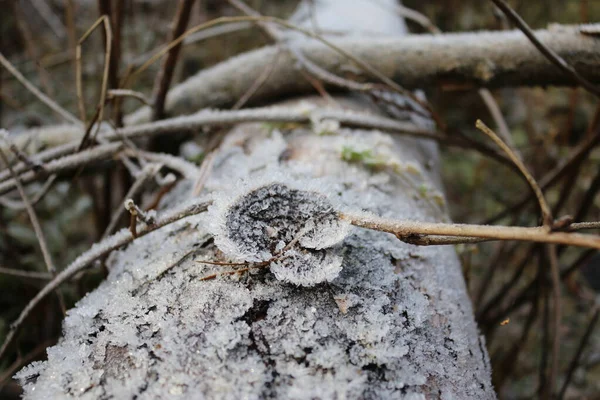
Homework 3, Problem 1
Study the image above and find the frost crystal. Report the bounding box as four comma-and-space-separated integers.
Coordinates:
212, 182, 349, 286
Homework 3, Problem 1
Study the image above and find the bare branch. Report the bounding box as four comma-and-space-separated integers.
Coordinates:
0, 142, 124, 195
0, 52, 80, 125
476, 119, 553, 226
490, 0, 600, 97
342, 212, 600, 250
125, 23, 600, 124
152, 0, 196, 120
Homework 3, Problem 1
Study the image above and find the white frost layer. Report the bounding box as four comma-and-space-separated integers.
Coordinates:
17, 112, 494, 399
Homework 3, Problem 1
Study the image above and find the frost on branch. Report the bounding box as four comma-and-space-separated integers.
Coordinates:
208, 181, 349, 286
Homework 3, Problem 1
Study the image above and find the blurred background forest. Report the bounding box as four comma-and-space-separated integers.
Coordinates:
1, 0, 600, 398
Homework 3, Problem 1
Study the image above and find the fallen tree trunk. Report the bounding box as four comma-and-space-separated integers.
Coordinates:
15, 97, 495, 399
15, 1, 495, 398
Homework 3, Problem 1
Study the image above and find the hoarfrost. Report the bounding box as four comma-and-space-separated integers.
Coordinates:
16, 101, 494, 398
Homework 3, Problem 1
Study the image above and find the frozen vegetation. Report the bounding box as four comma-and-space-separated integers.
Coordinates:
16, 101, 494, 398
16, 1, 494, 398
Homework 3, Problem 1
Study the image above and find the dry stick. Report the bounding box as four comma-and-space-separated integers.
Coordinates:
483, 123, 600, 225
342, 212, 600, 250
569, 221, 600, 231
152, 0, 196, 120
547, 245, 562, 398
558, 306, 600, 400
129, 150, 200, 179
228, 0, 437, 123
191, 151, 215, 197
477, 245, 536, 322
12, 2, 54, 97
0, 267, 52, 280
0, 144, 66, 315
107, 89, 151, 106
482, 248, 595, 330
574, 168, 600, 225
101, 163, 162, 239
0, 175, 56, 210
399, 235, 489, 246
0, 52, 80, 125
0, 199, 211, 361
476, 119, 553, 227
490, 0, 600, 98
478, 89, 515, 148
75, 16, 112, 149
384, 2, 515, 147
0, 107, 443, 183
232, 47, 283, 110
128, 14, 435, 119
0, 142, 124, 196
492, 294, 539, 388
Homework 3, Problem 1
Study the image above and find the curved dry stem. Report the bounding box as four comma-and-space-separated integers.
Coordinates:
0, 52, 80, 126
76, 15, 112, 148
476, 119, 553, 226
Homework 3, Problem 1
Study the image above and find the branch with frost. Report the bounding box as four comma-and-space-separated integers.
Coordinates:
0, 142, 123, 195
2, 107, 511, 187
125, 24, 600, 124
0, 198, 211, 360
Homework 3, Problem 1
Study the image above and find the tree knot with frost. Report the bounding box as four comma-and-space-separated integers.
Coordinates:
208, 180, 350, 286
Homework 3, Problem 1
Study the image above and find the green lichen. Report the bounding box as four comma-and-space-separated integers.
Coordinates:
340, 146, 388, 171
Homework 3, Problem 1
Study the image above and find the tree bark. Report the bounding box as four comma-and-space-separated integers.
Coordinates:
15, 1, 495, 398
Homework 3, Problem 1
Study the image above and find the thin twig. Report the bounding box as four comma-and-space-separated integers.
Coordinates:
490, 0, 600, 97
152, 0, 196, 120
0, 267, 52, 280
569, 221, 600, 231
102, 163, 161, 239
76, 16, 112, 148
0, 137, 66, 314
558, 306, 600, 399
342, 212, 600, 250
107, 89, 151, 106
191, 151, 215, 197
476, 119, 553, 226
0, 142, 124, 196
546, 245, 562, 398
483, 110, 600, 225
0, 175, 56, 210
0, 52, 80, 125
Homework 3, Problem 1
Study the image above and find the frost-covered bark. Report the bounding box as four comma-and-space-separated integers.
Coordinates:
16, 97, 494, 399
16, 1, 495, 398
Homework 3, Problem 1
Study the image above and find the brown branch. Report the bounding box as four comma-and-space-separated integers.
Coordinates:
558, 306, 600, 399
476, 119, 553, 226
546, 245, 562, 398
0, 138, 66, 315
152, 0, 196, 120
342, 212, 600, 250
483, 123, 600, 225
490, 0, 600, 97
125, 23, 600, 124
0, 52, 80, 125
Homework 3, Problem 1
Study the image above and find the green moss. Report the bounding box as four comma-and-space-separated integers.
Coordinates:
340, 146, 388, 171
